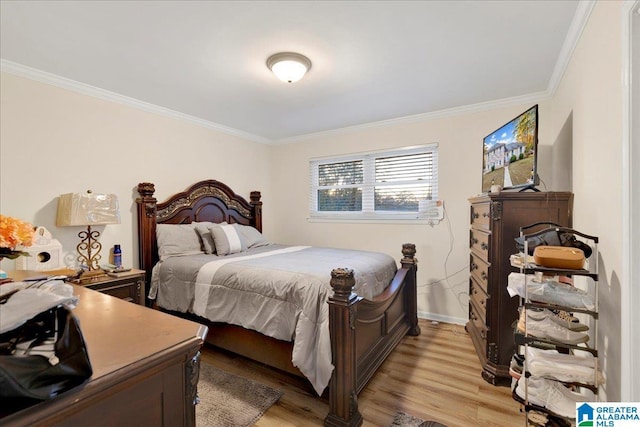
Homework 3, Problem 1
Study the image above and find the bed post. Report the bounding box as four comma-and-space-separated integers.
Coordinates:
136, 182, 158, 298
250, 191, 263, 233
325, 268, 363, 427
401, 243, 421, 336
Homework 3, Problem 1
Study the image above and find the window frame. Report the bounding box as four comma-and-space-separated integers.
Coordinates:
309, 144, 441, 223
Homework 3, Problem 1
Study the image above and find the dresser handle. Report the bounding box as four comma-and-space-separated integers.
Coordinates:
481, 242, 488, 250
471, 262, 478, 270
481, 271, 487, 281
482, 212, 489, 218
480, 330, 487, 340
473, 212, 479, 219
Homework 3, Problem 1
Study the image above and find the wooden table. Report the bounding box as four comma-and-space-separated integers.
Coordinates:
0, 285, 208, 427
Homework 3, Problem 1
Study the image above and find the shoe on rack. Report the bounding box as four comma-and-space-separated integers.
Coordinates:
527, 410, 549, 426
517, 310, 589, 345
515, 377, 583, 419
509, 354, 523, 379
526, 308, 589, 332
525, 347, 602, 385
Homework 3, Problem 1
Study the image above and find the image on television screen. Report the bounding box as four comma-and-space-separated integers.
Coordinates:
482, 105, 538, 193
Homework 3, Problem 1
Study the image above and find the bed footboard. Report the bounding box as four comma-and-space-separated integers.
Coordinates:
325, 244, 419, 427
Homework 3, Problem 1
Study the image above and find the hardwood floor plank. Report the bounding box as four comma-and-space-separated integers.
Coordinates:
200, 319, 524, 426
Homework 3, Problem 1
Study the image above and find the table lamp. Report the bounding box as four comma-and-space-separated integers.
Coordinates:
56, 191, 120, 278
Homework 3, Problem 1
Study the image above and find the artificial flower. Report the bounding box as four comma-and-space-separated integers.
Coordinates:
0, 215, 35, 259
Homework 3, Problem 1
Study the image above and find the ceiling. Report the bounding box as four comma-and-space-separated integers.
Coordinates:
0, 1, 584, 143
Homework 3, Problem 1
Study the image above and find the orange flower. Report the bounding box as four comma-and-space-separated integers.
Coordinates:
0, 215, 35, 250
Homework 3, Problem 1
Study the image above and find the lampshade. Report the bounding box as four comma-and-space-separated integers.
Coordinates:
267, 52, 312, 83
56, 191, 120, 274
56, 192, 120, 226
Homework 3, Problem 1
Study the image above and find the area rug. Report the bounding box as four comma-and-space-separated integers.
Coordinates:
196, 363, 283, 427
390, 411, 448, 427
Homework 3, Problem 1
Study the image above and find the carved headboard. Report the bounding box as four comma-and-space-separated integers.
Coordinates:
135, 180, 262, 291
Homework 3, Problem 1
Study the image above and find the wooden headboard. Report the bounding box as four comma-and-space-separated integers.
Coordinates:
135, 180, 262, 291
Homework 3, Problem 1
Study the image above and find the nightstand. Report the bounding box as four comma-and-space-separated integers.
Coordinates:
80, 269, 146, 306
5, 269, 146, 306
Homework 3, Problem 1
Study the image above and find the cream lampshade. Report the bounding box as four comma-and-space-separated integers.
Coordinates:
56, 191, 120, 273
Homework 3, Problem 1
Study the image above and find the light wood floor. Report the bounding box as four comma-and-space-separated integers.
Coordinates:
200, 318, 525, 427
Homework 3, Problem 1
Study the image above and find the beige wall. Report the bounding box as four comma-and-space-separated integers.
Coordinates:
270, 102, 554, 324
544, 1, 625, 401
0, 72, 272, 271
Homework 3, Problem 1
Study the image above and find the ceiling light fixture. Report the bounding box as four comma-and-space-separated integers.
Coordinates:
267, 52, 312, 83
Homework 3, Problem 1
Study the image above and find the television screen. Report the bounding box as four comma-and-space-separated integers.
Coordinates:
482, 105, 539, 193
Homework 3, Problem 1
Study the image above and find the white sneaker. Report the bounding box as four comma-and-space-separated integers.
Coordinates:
518, 312, 589, 345
526, 308, 589, 332
525, 347, 602, 385
545, 383, 582, 418
515, 377, 582, 419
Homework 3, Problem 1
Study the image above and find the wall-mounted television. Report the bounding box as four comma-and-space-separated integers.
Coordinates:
482, 104, 539, 193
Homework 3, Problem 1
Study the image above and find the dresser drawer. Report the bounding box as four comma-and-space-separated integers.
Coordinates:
470, 202, 491, 230
470, 277, 488, 317
469, 229, 490, 260
469, 303, 488, 343
81, 271, 146, 306
98, 282, 142, 303
469, 253, 489, 294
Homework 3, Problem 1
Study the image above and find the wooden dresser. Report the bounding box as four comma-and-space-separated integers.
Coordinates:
466, 191, 573, 386
0, 285, 208, 426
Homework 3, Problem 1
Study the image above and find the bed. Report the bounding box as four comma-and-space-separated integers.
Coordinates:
136, 179, 420, 427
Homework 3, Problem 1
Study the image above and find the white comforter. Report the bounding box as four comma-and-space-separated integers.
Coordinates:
150, 244, 397, 395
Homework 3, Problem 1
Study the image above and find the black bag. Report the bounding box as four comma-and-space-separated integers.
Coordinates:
0, 305, 93, 405
515, 226, 593, 258
514, 228, 561, 255
558, 231, 593, 258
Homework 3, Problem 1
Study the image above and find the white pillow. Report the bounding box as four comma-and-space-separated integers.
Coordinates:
156, 224, 203, 260
209, 223, 246, 255
233, 224, 270, 248
194, 221, 221, 254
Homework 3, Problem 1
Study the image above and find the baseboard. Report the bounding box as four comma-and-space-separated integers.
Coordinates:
417, 311, 467, 326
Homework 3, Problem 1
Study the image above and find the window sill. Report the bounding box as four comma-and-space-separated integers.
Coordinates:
307, 217, 442, 225
307, 209, 443, 225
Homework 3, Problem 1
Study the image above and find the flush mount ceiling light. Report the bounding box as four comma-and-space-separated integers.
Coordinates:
267, 52, 312, 83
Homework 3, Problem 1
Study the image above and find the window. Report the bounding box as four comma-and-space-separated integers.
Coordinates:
309, 144, 441, 222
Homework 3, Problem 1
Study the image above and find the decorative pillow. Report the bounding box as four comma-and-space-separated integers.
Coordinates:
156, 224, 204, 260
194, 221, 221, 254
233, 224, 270, 248
209, 223, 246, 255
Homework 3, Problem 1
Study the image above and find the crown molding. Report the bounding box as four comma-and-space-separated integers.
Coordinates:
3, 0, 591, 149
0, 59, 270, 144
273, 90, 551, 145
547, 0, 596, 96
